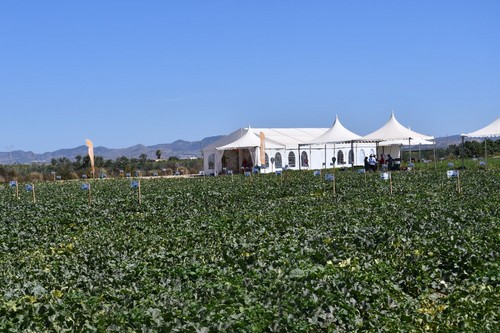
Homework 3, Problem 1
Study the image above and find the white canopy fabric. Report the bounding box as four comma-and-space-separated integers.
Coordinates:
362, 112, 434, 142
379, 138, 435, 146
461, 117, 500, 138
309, 115, 361, 144
216, 126, 260, 151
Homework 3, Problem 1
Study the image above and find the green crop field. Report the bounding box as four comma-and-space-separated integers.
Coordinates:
1, 170, 499, 332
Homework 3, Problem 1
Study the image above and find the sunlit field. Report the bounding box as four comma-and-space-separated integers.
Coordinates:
1, 168, 498, 332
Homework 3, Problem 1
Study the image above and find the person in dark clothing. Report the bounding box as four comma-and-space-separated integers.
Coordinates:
387, 154, 393, 171
364, 156, 370, 171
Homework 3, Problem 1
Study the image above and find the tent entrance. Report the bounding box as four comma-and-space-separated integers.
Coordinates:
221, 149, 254, 174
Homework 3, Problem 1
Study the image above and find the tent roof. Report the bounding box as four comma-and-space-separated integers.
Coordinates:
379, 138, 435, 146
361, 112, 433, 142
203, 127, 328, 153
308, 115, 361, 144
216, 126, 261, 151
216, 127, 285, 151
461, 117, 500, 138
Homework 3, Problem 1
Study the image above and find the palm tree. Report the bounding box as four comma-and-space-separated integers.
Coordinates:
156, 149, 162, 160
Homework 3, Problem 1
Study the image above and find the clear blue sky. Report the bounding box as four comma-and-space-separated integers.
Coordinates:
1, 1, 499, 153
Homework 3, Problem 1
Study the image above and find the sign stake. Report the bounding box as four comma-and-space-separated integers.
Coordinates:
88, 183, 92, 206
389, 172, 393, 194
138, 180, 142, 205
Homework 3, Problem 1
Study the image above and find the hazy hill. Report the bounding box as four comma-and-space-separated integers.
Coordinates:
0, 136, 224, 165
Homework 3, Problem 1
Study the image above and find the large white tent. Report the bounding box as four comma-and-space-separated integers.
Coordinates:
202, 113, 440, 175
361, 112, 434, 161
203, 127, 329, 175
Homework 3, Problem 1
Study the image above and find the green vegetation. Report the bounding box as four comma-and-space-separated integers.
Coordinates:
0, 170, 500, 332
0, 169, 498, 331
0, 156, 203, 182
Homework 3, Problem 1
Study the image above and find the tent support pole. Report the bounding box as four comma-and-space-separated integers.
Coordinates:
298, 144, 301, 171
324, 145, 327, 170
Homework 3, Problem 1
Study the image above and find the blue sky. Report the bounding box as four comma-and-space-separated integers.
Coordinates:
1, 1, 499, 153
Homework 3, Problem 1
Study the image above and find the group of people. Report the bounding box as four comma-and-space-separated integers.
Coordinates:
364, 153, 393, 172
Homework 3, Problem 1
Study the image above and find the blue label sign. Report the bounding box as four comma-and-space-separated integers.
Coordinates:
9, 181, 17, 187
25, 184, 33, 191
313, 170, 321, 176
131, 180, 139, 188
81, 183, 90, 191
325, 174, 334, 181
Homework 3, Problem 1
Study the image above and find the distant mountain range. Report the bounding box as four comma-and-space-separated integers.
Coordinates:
0, 136, 224, 165
0, 134, 468, 165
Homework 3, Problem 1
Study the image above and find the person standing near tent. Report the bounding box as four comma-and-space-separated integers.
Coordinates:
368, 154, 377, 171
364, 156, 370, 171
387, 154, 393, 171
379, 154, 385, 169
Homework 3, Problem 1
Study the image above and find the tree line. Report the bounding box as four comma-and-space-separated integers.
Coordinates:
0, 153, 202, 183
401, 139, 500, 161
1, 139, 499, 183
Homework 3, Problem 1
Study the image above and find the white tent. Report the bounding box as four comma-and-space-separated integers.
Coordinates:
214, 126, 284, 173
460, 117, 500, 167
309, 115, 361, 144
305, 115, 374, 168
361, 112, 434, 162
362, 112, 434, 142
203, 126, 329, 175
461, 117, 500, 138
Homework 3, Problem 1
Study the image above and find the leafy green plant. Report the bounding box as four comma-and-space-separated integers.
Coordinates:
0, 170, 498, 331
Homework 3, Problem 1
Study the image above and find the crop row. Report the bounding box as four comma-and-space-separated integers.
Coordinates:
0, 170, 498, 332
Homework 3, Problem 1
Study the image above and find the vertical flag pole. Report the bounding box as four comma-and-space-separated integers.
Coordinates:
457, 171, 461, 194
16, 182, 19, 200
32, 183, 36, 203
